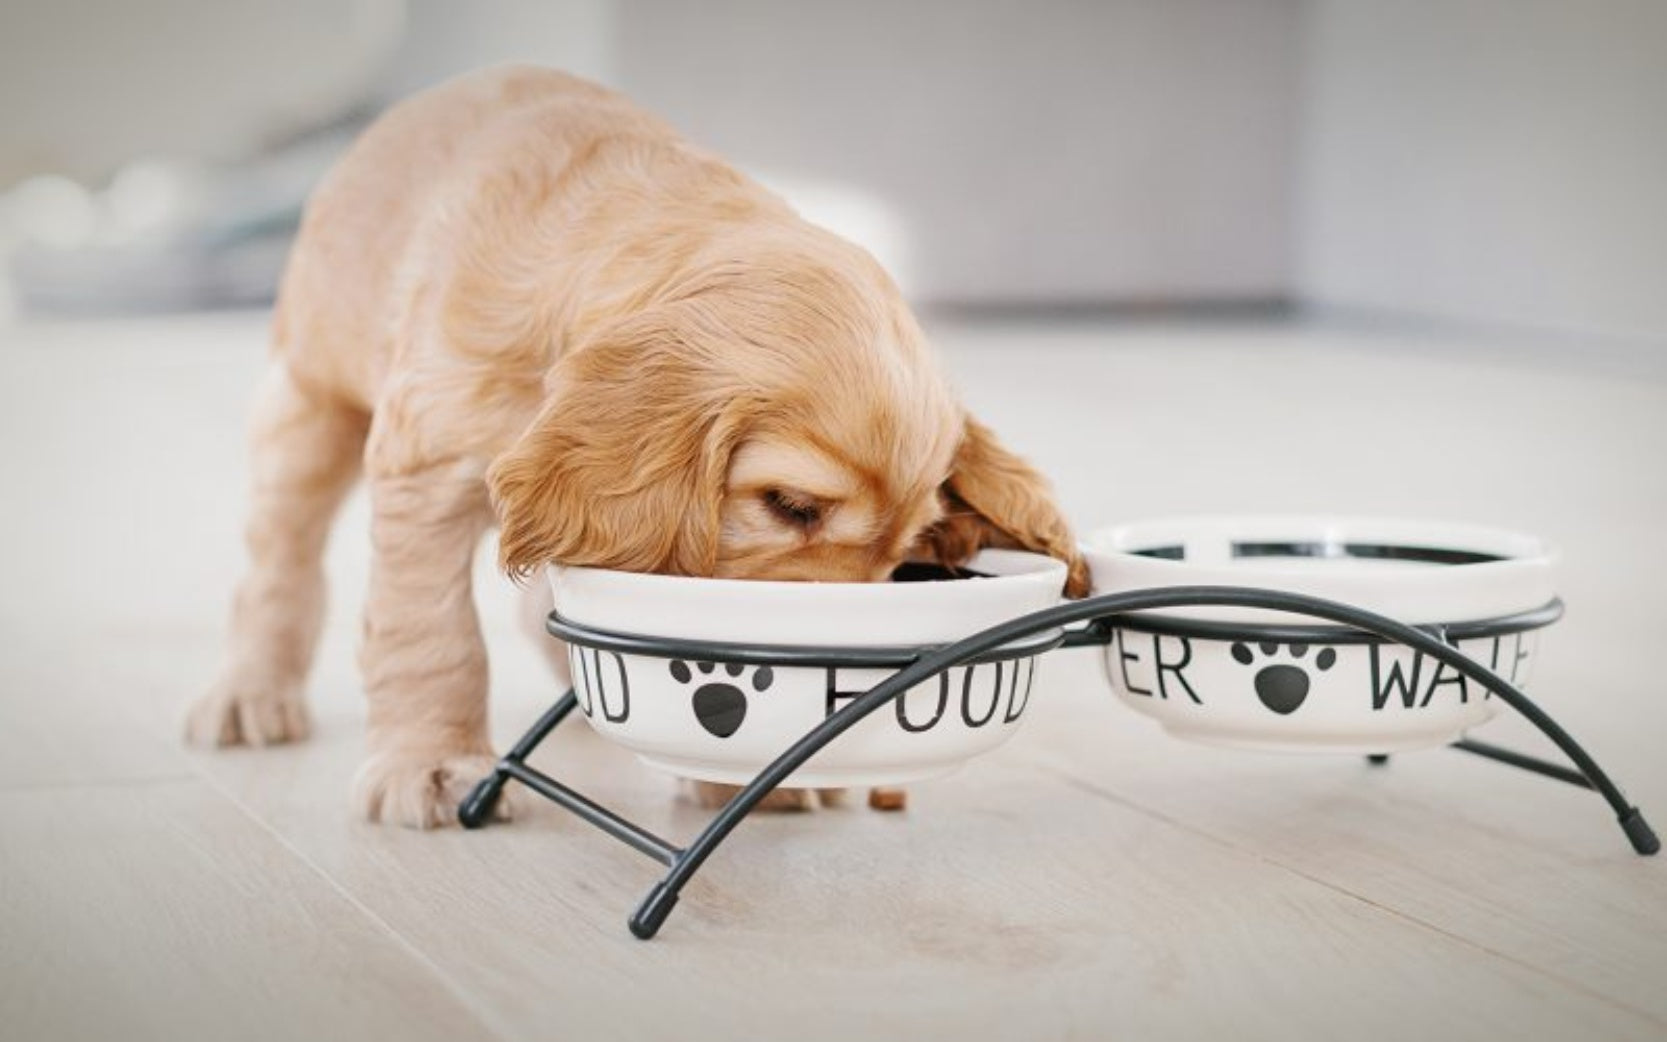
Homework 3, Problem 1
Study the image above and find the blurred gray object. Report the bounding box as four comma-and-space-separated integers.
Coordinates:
5, 123, 360, 313
0, 0, 404, 314
0, 0, 618, 315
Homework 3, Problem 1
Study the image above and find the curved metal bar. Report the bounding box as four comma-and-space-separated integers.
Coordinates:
547, 611, 1066, 668
628, 584, 1656, 939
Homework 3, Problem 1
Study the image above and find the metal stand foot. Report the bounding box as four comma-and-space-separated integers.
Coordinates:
1366, 754, 1391, 766
458, 773, 507, 829
630, 883, 680, 940
1621, 809, 1662, 856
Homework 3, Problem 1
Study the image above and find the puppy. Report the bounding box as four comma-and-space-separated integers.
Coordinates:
187, 66, 1088, 827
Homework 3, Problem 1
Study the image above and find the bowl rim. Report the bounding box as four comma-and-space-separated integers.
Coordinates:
549, 547, 1070, 645
1086, 514, 1560, 578
547, 608, 1068, 665
551, 546, 1066, 597
1084, 514, 1560, 626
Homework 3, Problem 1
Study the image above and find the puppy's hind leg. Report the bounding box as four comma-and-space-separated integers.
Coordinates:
188, 362, 367, 746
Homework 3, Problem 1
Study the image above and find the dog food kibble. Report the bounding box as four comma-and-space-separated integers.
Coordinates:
868, 787, 908, 812
889, 562, 992, 582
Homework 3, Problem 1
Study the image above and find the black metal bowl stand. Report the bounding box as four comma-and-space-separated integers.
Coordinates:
458, 585, 1659, 940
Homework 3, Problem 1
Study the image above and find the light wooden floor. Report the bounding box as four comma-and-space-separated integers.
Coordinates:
2, 312, 1664, 1041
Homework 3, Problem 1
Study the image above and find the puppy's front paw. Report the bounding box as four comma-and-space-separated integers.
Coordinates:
354, 749, 508, 828
185, 679, 311, 748
686, 779, 821, 812
683, 782, 910, 812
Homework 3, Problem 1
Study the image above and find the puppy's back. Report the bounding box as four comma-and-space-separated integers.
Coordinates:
276, 67, 671, 406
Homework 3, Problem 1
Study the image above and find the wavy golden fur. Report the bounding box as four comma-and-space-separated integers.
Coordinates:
188, 67, 1086, 827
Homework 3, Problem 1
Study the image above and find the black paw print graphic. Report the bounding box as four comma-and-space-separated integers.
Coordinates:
1230, 642, 1336, 715
669, 660, 774, 738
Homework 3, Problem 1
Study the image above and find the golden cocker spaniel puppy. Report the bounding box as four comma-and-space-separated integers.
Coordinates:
188, 66, 1087, 827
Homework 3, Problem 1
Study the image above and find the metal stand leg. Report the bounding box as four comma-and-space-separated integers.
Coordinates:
1436, 692, 1659, 856
625, 683, 925, 937
460, 690, 580, 829
1450, 737, 1590, 788
1448, 737, 1660, 853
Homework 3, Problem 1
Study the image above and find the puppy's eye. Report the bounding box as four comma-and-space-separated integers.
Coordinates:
762, 488, 823, 528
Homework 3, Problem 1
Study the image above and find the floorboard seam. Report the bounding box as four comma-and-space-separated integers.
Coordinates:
1033, 761, 1667, 1031
0, 771, 200, 794
171, 757, 522, 1042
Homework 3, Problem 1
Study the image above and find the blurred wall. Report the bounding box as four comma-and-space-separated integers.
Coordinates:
0, 0, 402, 186
615, 0, 1304, 305
1297, 0, 1667, 344
7, 0, 1666, 345
382, 0, 615, 100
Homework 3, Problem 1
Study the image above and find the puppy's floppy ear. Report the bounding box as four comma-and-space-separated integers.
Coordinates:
922, 415, 1091, 597
488, 315, 746, 579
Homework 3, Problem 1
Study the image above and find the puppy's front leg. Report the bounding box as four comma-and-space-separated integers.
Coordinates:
353, 456, 502, 828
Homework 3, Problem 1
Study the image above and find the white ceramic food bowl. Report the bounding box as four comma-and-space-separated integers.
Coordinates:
548, 549, 1069, 786
1085, 516, 1560, 753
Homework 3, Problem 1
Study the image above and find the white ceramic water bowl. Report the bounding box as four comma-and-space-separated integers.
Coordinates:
548, 549, 1068, 787
1085, 517, 1560, 753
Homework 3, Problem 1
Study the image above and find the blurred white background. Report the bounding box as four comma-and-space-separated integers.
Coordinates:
3, 0, 1663, 357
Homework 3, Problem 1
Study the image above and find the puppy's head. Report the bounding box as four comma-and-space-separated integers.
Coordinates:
489, 234, 1088, 594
